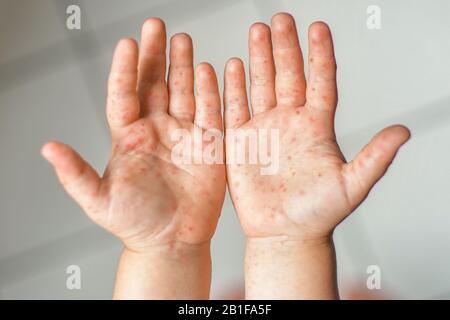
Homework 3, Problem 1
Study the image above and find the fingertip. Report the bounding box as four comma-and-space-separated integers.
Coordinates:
391, 124, 411, 141
41, 141, 62, 161
271, 12, 296, 32
41, 142, 76, 171
112, 38, 138, 72
308, 21, 331, 43
225, 57, 244, 74
142, 17, 166, 34
249, 22, 270, 41
116, 37, 138, 52
196, 62, 216, 78
382, 124, 411, 145
387, 125, 411, 153
41, 143, 53, 160
196, 62, 220, 99
309, 21, 330, 32
363, 125, 410, 162
170, 32, 192, 48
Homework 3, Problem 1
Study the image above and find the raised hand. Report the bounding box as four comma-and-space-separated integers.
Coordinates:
224, 13, 409, 242
42, 18, 225, 299
223, 13, 410, 299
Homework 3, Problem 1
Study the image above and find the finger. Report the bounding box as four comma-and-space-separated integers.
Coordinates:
168, 33, 195, 121
224, 58, 250, 129
194, 62, 222, 130
41, 142, 102, 211
137, 18, 168, 115
248, 22, 276, 114
271, 12, 306, 107
344, 125, 411, 208
306, 22, 337, 113
106, 38, 140, 130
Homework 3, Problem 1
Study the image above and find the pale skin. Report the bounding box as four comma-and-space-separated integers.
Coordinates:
223, 13, 410, 299
42, 14, 410, 300
42, 18, 225, 299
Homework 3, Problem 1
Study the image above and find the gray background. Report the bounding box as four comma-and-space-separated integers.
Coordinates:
0, 0, 449, 299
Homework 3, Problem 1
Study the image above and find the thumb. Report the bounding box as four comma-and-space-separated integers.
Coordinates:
343, 125, 410, 208
41, 141, 102, 212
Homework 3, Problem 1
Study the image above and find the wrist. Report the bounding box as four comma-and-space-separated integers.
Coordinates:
246, 233, 333, 250
114, 241, 212, 299
245, 234, 335, 272
244, 235, 338, 300
124, 240, 212, 258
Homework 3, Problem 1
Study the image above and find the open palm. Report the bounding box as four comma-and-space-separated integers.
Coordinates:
224, 14, 410, 240
42, 19, 225, 252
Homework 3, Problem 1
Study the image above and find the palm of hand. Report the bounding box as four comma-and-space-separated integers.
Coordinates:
43, 19, 225, 251
224, 14, 410, 241
98, 115, 225, 249
229, 106, 351, 239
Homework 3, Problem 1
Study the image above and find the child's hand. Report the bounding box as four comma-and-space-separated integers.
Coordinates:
223, 13, 410, 299
224, 13, 410, 243
42, 18, 225, 253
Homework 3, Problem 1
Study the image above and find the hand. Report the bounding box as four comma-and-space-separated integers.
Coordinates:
224, 12, 410, 299
42, 18, 225, 253
224, 13, 410, 243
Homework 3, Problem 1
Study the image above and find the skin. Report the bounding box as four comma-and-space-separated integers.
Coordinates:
223, 13, 410, 299
42, 18, 225, 299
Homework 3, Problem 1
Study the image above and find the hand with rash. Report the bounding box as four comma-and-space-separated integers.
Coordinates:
223, 13, 410, 299
42, 18, 225, 299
